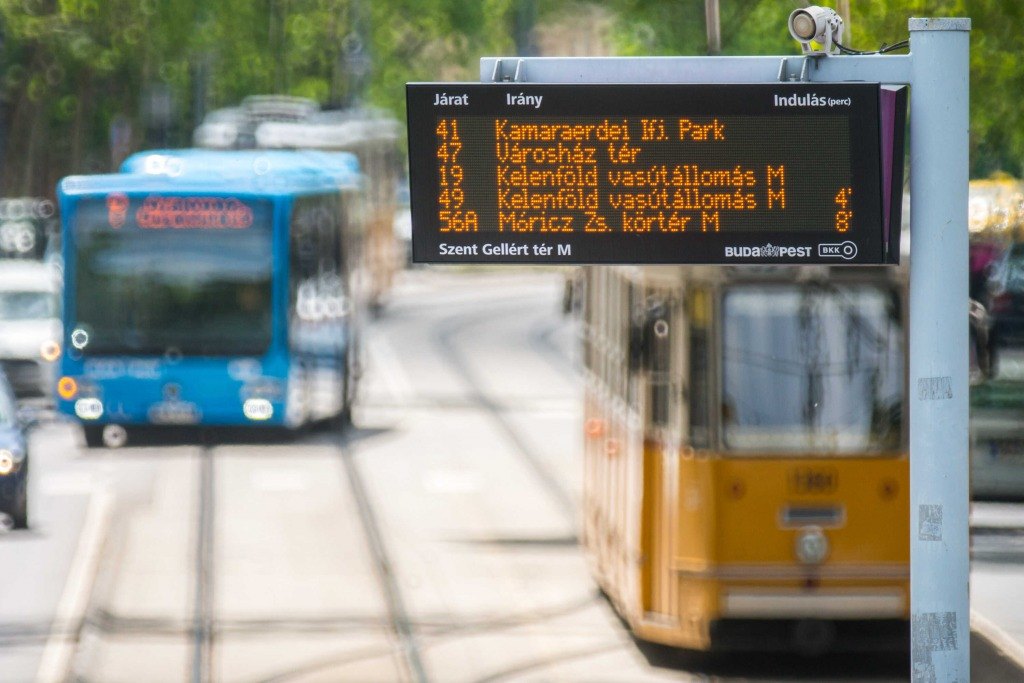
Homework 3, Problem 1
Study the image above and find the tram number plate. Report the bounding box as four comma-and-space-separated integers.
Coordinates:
789, 466, 838, 495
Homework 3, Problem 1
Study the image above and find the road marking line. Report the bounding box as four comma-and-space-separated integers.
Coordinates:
35, 489, 115, 683
971, 608, 1024, 671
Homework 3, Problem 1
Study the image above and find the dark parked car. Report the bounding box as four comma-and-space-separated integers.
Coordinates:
0, 368, 28, 529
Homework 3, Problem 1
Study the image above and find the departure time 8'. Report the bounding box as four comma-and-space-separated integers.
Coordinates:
436, 119, 478, 232
835, 186, 853, 233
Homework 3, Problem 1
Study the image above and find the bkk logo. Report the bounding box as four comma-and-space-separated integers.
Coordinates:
724, 243, 812, 259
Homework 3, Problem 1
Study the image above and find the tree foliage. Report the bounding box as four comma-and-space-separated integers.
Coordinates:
0, 0, 1021, 197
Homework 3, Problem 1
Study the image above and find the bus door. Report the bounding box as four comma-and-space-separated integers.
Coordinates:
637, 286, 681, 621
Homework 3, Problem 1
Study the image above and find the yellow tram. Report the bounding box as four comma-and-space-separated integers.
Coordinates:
580, 263, 909, 652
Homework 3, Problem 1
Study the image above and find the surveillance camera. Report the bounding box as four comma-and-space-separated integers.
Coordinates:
788, 6, 844, 55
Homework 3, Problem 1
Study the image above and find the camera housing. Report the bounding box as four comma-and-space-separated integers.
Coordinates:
788, 6, 844, 55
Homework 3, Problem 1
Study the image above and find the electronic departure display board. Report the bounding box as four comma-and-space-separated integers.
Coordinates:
406, 82, 906, 265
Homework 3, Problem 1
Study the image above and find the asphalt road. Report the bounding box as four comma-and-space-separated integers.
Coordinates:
1, 268, 1023, 682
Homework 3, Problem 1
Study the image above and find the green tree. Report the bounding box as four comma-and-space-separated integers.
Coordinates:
1, 0, 1022, 197
603, 0, 1024, 178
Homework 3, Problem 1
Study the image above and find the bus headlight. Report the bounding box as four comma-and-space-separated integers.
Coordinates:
795, 527, 830, 565
243, 398, 274, 421
74, 398, 104, 420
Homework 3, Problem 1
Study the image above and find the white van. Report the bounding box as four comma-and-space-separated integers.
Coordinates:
0, 261, 61, 398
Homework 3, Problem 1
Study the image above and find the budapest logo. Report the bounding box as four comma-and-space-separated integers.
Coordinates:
724, 243, 812, 259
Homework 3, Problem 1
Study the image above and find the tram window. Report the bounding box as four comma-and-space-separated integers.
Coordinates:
688, 289, 712, 447
721, 284, 903, 454
689, 333, 710, 447
603, 273, 613, 392
647, 306, 671, 428
647, 327, 671, 423
618, 282, 629, 400
585, 268, 601, 380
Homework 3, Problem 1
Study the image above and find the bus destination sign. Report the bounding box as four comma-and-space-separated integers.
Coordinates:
406, 82, 906, 265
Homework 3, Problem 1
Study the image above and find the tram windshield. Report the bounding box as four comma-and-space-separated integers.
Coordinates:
72, 197, 273, 356
722, 284, 903, 454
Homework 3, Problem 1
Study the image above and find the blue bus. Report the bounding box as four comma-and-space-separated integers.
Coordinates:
56, 150, 365, 447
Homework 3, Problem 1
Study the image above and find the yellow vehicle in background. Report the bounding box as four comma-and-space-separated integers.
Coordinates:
580, 263, 908, 653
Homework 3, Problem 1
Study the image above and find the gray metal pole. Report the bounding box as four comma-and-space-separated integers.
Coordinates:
908, 17, 971, 683
704, 0, 721, 55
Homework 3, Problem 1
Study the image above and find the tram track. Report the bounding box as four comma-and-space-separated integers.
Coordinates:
433, 304, 577, 525
61, 433, 435, 682
337, 434, 429, 683
189, 432, 432, 683
526, 314, 580, 382
50, 440, 220, 682
313, 291, 582, 680
42, 277, 588, 680
191, 442, 216, 683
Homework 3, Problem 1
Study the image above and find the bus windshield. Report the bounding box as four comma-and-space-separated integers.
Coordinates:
722, 284, 903, 454
72, 196, 273, 356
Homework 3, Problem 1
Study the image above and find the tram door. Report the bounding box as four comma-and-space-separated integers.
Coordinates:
637, 285, 682, 621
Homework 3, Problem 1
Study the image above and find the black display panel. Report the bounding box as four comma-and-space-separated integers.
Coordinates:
406, 82, 904, 265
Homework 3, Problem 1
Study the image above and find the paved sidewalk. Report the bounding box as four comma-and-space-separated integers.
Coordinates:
970, 502, 1024, 680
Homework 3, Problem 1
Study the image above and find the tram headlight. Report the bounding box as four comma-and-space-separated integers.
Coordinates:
795, 527, 830, 565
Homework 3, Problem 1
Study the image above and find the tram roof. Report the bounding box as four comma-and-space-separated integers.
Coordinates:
58, 149, 362, 198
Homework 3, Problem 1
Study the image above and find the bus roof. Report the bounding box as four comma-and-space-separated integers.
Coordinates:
120, 148, 361, 178
58, 149, 362, 198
